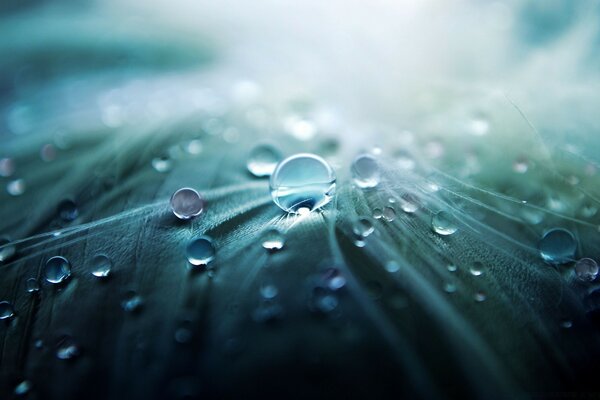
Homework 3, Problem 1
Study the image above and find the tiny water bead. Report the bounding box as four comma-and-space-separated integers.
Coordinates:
91, 254, 112, 278
261, 228, 285, 251
247, 144, 282, 177
14, 380, 32, 396
260, 284, 279, 299
538, 228, 577, 265
0, 237, 16, 263
382, 206, 396, 222
385, 261, 400, 273
170, 188, 205, 220
321, 267, 346, 291
44, 256, 72, 284
7, 179, 25, 196
151, 156, 172, 173
372, 208, 383, 219
55, 335, 81, 360
186, 236, 216, 266
0, 301, 15, 320
431, 211, 458, 236
399, 193, 420, 213
58, 199, 79, 222
474, 291, 487, 302
574, 258, 599, 282
351, 154, 380, 189
353, 218, 375, 238
269, 153, 336, 214
121, 291, 144, 313
26, 278, 40, 293
444, 283, 457, 293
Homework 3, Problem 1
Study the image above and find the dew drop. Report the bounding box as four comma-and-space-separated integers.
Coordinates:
447, 264, 458, 272
353, 218, 375, 238
58, 199, 79, 222
309, 287, 339, 314
14, 380, 32, 396
0, 157, 15, 177
261, 228, 285, 251
7, 179, 25, 196
260, 284, 279, 299
574, 258, 598, 282
40, 143, 57, 162
385, 261, 400, 273
513, 157, 529, 173
0, 237, 16, 263
55, 335, 81, 360
0, 301, 15, 320
186, 236, 216, 266
469, 115, 490, 136
121, 291, 144, 313
26, 278, 40, 293
247, 145, 282, 177
431, 211, 458, 236
382, 206, 396, 222
269, 153, 336, 214
538, 228, 577, 265
560, 319, 573, 329
170, 188, 204, 220
474, 291, 487, 302
321, 268, 346, 291
151, 156, 172, 173
91, 254, 112, 278
444, 283, 457, 293
399, 193, 420, 213
44, 256, 71, 284
373, 208, 383, 219
469, 262, 484, 277
351, 154, 380, 189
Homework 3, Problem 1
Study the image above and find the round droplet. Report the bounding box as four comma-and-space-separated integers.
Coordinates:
7, 179, 25, 196
170, 188, 204, 220
574, 258, 598, 282
55, 335, 80, 360
353, 218, 375, 238
0, 301, 15, 320
151, 156, 172, 173
44, 256, 71, 284
269, 153, 336, 214
469, 262, 484, 277
186, 236, 216, 266
513, 157, 529, 174
560, 319, 573, 329
184, 139, 203, 155
538, 228, 577, 265
321, 268, 346, 291
40, 143, 57, 162
26, 278, 40, 293
447, 264, 458, 272
91, 254, 112, 278
262, 228, 285, 251
373, 208, 383, 219
309, 287, 339, 314
260, 284, 279, 299
0, 158, 15, 177
385, 261, 400, 273
474, 291, 487, 302
444, 283, 457, 293
14, 380, 32, 396
399, 193, 420, 213
0, 237, 16, 263
351, 154, 380, 189
58, 199, 79, 222
247, 145, 282, 177
382, 206, 396, 222
431, 211, 458, 236
121, 291, 144, 313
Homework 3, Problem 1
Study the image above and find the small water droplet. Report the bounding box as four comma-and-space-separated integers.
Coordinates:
58, 199, 79, 222
0, 157, 15, 177
351, 154, 380, 188
40, 143, 57, 162
382, 206, 396, 222
262, 228, 285, 252
513, 157, 529, 173
0, 301, 15, 320
560, 319, 573, 329
184, 139, 203, 155
432, 211, 458, 236
469, 115, 490, 136
7, 179, 26, 196
353, 218, 375, 238
44, 256, 71, 284
385, 261, 400, 273
444, 283, 457, 293
399, 193, 420, 213
270, 153, 336, 214
321, 267, 346, 290
121, 291, 144, 313
151, 156, 172, 173
469, 262, 484, 277
0, 237, 16, 263
247, 145, 282, 177
373, 208, 383, 219
170, 188, 204, 220
394, 150, 416, 170
447, 264, 457, 272
260, 284, 279, 299
538, 228, 577, 265
14, 380, 32, 396
309, 286, 339, 314
474, 291, 487, 302
574, 258, 598, 282
186, 236, 216, 266
91, 254, 112, 278
55, 335, 80, 360
26, 278, 40, 293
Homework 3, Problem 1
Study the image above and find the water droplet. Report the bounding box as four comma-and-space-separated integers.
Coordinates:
261, 228, 285, 251
431, 211, 458, 236
91, 254, 112, 278
0, 301, 15, 320
260, 284, 279, 299
186, 236, 216, 266
170, 188, 204, 220
382, 206, 396, 222
469, 262, 484, 277
269, 153, 336, 214
55, 335, 80, 360
474, 291, 487, 302
469, 115, 490, 136
0, 158, 15, 177
513, 157, 529, 173
394, 150, 416, 170
538, 228, 577, 265
399, 193, 420, 213
444, 283, 457, 293
284, 116, 316, 141
247, 145, 282, 177
14, 380, 32, 396
40, 143, 57, 162
121, 291, 144, 313
373, 208, 383, 219
151, 156, 172, 173
0, 237, 16, 263
351, 154, 380, 189
7, 179, 25, 196
560, 319, 573, 329
309, 287, 339, 314
447, 264, 457, 272
321, 268, 346, 290
44, 256, 71, 284
574, 258, 598, 282
385, 261, 400, 273
353, 218, 375, 238
58, 199, 79, 222
184, 139, 203, 155
26, 278, 40, 293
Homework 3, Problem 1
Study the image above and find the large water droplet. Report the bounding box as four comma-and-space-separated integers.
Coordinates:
270, 153, 336, 214
186, 236, 216, 266
538, 228, 577, 265
247, 145, 282, 177
170, 188, 205, 220
575, 258, 598, 282
91, 254, 112, 278
0, 301, 15, 320
55, 335, 81, 360
431, 211, 458, 236
262, 228, 285, 251
353, 218, 375, 238
351, 154, 380, 188
58, 199, 79, 222
44, 256, 71, 284
0, 237, 16, 263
